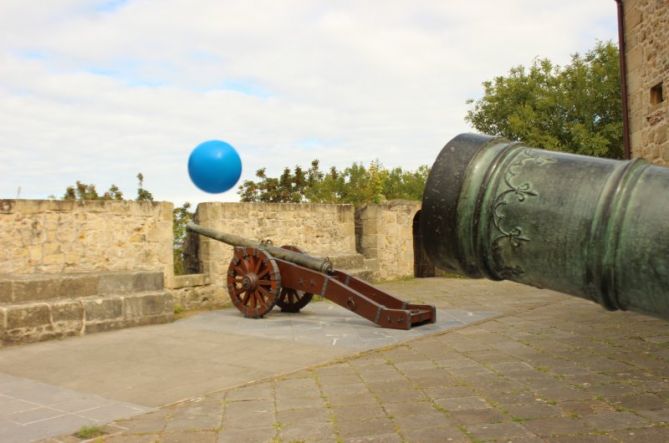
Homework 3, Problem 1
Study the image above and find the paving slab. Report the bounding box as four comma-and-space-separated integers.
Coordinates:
7, 277, 669, 442
33, 277, 669, 443
0, 293, 495, 442
0, 374, 150, 443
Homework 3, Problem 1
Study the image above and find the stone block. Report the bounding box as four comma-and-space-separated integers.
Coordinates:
52, 300, 83, 322
170, 286, 228, 310
0, 307, 6, 335
84, 298, 123, 321
85, 320, 128, 334
51, 301, 84, 338
147, 292, 173, 316
6, 304, 50, 329
133, 272, 164, 292
0, 280, 12, 303
172, 273, 210, 289
124, 292, 173, 319
97, 273, 134, 294
12, 277, 60, 303
60, 275, 98, 298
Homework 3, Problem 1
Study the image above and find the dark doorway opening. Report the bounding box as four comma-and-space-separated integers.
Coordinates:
413, 210, 435, 278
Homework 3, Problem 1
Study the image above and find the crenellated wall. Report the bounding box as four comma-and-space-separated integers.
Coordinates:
0, 199, 174, 286
0, 199, 178, 345
194, 203, 357, 287
0, 199, 423, 344
356, 201, 421, 281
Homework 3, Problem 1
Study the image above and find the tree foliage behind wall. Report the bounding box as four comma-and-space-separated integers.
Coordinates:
238, 160, 429, 205
57, 174, 195, 276
466, 41, 623, 158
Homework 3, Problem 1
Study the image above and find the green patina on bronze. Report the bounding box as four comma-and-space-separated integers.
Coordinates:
421, 133, 669, 319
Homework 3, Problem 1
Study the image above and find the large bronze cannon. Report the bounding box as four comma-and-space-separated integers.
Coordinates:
187, 222, 436, 329
421, 133, 669, 319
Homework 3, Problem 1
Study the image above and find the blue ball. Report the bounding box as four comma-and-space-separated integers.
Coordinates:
188, 140, 242, 194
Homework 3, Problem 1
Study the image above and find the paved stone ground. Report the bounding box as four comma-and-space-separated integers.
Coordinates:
37, 278, 669, 442
0, 373, 151, 443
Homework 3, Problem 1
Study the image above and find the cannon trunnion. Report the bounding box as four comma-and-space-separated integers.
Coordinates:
421, 133, 669, 320
187, 222, 436, 330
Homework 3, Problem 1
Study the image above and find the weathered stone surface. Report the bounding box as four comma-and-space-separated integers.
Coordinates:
97, 272, 163, 295
355, 201, 420, 281
8, 274, 100, 303
84, 320, 129, 334
50, 300, 84, 337
83, 298, 123, 321
3, 303, 54, 344
12, 278, 61, 303
169, 285, 228, 311
0, 200, 174, 282
172, 273, 210, 288
132, 272, 164, 292
0, 307, 6, 336
625, 0, 668, 166
59, 275, 98, 298
124, 292, 173, 319
6, 304, 50, 329
196, 202, 357, 288
51, 300, 83, 323
0, 280, 12, 303
98, 273, 136, 295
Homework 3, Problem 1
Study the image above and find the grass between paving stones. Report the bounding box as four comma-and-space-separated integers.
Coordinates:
311, 369, 344, 443
74, 425, 106, 439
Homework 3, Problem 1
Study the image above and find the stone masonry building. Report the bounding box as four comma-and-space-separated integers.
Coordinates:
620, 0, 668, 164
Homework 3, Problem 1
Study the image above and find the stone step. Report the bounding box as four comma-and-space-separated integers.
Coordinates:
363, 258, 378, 271
0, 271, 164, 305
328, 253, 365, 270
0, 291, 174, 345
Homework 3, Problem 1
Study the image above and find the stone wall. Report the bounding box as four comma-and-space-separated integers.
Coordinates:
194, 203, 356, 287
170, 274, 227, 311
1, 271, 174, 345
0, 198, 424, 345
624, 0, 669, 165
0, 200, 178, 344
0, 199, 175, 287
356, 201, 421, 281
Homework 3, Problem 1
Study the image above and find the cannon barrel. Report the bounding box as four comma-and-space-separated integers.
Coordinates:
421, 133, 669, 319
186, 222, 334, 274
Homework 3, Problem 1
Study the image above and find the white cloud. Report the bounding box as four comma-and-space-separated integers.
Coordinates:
0, 0, 618, 205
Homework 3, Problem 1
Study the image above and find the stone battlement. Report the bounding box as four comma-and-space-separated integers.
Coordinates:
1, 199, 425, 345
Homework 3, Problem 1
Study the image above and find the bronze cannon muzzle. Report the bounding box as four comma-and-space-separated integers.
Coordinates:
421, 133, 669, 319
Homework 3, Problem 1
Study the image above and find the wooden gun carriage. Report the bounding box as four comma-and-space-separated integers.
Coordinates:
186, 223, 436, 330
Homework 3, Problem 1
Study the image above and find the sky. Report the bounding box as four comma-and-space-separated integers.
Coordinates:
0, 0, 619, 206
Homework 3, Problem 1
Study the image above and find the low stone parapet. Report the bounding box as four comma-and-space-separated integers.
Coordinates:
0, 271, 173, 346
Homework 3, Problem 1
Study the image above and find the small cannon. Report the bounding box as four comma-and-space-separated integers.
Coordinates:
422, 133, 669, 320
186, 222, 436, 329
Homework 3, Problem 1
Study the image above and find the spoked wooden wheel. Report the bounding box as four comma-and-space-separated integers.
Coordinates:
227, 247, 281, 318
276, 245, 314, 313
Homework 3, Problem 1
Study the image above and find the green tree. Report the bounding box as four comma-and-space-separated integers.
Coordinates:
238, 160, 430, 205
136, 173, 154, 202
63, 181, 122, 201
172, 202, 194, 275
466, 41, 623, 158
